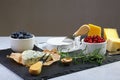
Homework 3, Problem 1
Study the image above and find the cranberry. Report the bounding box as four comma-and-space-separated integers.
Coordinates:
84, 35, 105, 43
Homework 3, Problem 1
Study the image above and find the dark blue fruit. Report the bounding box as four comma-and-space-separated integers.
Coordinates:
11, 31, 33, 39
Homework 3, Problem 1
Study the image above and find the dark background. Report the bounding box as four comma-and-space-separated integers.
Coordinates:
0, 0, 120, 36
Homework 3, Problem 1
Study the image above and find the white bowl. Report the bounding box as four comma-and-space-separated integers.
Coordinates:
81, 39, 107, 55
46, 37, 74, 52
10, 35, 35, 52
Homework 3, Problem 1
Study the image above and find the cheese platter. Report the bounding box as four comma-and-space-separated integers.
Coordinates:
0, 24, 120, 80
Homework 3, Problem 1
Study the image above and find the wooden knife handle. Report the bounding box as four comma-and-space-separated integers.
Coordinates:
73, 24, 90, 37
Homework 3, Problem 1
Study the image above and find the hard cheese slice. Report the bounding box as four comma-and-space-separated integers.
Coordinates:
88, 24, 101, 36
104, 28, 119, 40
29, 61, 43, 75
107, 38, 120, 52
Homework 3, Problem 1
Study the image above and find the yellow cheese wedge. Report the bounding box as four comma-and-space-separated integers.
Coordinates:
107, 38, 120, 52
88, 24, 101, 36
104, 28, 119, 40
29, 61, 43, 75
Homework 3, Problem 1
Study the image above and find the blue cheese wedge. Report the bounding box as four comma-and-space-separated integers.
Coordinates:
7, 49, 60, 67
22, 50, 44, 66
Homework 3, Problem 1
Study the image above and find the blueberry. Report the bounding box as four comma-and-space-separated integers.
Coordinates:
11, 34, 17, 38
26, 32, 30, 35
11, 31, 33, 39
18, 34, 24, 39
11, 33, 19, 38
25, 35, 30, 38
29, 35, 33, 38
22, 32, 27, 35
14, 35, 18, 38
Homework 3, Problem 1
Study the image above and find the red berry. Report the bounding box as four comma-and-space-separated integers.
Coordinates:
89, 39, 92, 43
84, 35, 105, 43
93, 41, 97, 43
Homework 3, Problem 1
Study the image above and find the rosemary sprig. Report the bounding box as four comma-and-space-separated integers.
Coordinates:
59, 48, 105, 65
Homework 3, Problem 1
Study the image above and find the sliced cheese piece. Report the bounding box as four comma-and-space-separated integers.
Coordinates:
88, 24, 101, 36
29, 61, 43, 75
107, 38, 120, 52
104, 28, 119, 40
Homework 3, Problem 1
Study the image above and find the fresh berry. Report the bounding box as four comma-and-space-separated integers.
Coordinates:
11, 31, 33, 39
84, 35, 105, 43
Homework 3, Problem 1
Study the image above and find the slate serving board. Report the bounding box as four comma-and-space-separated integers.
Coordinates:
0, 46, 120, 80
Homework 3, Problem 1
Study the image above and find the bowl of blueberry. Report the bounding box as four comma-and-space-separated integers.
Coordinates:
10, 31, 35, 52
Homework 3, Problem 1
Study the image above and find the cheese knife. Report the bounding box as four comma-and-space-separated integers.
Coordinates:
63, 24, 90, 42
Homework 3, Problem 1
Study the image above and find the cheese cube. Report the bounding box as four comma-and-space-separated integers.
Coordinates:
104, 28, 119, 40
88, 24, 101, 36
107, 38, 120, 52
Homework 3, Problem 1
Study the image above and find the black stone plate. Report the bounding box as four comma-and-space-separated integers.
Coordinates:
0, 46, 120, 80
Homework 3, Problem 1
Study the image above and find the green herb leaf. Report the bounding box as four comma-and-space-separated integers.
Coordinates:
59, 48, 105, 65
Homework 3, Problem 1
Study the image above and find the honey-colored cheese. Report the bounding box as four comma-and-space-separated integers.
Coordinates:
104, 28, 119, 40
107, 38, 120, 52
29, 61, 43, 75
88, 24, 101, 36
